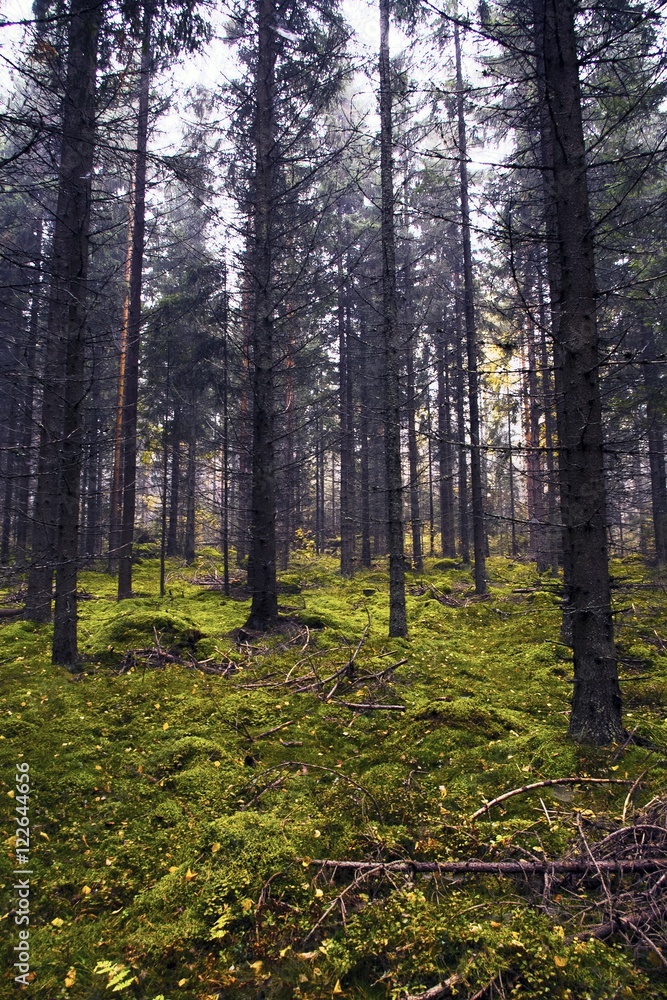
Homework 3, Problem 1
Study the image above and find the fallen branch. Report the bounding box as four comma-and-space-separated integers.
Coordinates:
573, 904, 667, 942
403, 973, 463, 1000
471, 777, 633, 820
330, 699, 406, 711
252, 720, 294, 741
307, 857, 667, 876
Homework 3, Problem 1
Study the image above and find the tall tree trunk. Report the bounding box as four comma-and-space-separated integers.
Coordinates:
220, 271, 230, 594
108, 180, 134, 572
166, 414, 180, 556
537, 262, 560, 573
455, 20, 486, 594
245, 0, 279, 631
379, 0, 407, 636
406, 329, 423, 572
454, 286, 470, 563
15, 219, 42, 564
339, 272, 355, 577
436, 322, 456, 558
118, 9, 151, 600
355, 314, 371, 568
507, 391, 518, 556
50, 0, 102, 664
539, 0, 622, 743
641, 325, 667, 564
237, 230, 253, 569
184, 397, 196, 565
533, 4, 571, 633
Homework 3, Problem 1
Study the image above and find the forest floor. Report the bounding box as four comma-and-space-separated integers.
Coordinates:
1, 551, 667, 999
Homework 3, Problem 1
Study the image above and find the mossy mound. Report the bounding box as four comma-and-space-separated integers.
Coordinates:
415, 697, 516, 738
85, 608, 203, 659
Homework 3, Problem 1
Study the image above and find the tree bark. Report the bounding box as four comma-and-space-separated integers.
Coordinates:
454, 19, 486, 595
454, 282, 470, 563
436, 322, 456, 558
184, 396, 196, 565
118, 8, 152, 600
339, 272, 355, 578
641, 325, 667, 565
539, 0, 622, 743
379, 0, 407, 636
245, 0, 279, 631
50, 0, 102, 664
108, 179, 134, 572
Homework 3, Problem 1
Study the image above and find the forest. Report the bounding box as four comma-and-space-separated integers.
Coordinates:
1, 0, 667, 997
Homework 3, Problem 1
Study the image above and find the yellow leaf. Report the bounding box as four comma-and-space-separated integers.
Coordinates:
185, 868, 197, 881
40, 831, 50, 840
7, 790, 14, 798
490, 920, 501, 929
241, 898, 254, 912
51, 917, 65, 927
211, 842, 221, 853
297, 951, 318, 961
313, 829, 321, 838
249, 960, 264, 973
81, 886, 92, 896
314, 887, 324, 898
301, 857, 312, 867
94, 765, 103, 771
554, 955, 568, 968
178, 977, 189, 986
213, 760, 221, 768
64, 968, 76, 988
169, 865, 179, 873
333, 980, 344, 995
162, 722, 169, 731
279, 946, 291, 958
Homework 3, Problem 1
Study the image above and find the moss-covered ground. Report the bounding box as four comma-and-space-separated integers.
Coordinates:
1, 552, 666, 999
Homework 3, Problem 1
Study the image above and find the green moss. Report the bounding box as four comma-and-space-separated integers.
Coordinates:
84, 607, 203, 659
0, 553, 665, 999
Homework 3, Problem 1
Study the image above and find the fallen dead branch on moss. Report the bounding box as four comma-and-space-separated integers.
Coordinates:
471, 776, 634, 820
308, 801, 667, 999
307, 857, 667, 876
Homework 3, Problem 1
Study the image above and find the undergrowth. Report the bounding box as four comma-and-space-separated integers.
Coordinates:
1, 553, 666, 999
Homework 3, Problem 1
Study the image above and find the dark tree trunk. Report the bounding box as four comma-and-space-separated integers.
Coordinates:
406, 330, 423, 571
109, 180, 133, 573
539, 0, 622, 743
236, 240, 253, 569
184, 398, 196, 566
118, 10, 151, 601
50, 0, 102, 665
533, 0, 572, 634
455, 20, 486, 595
436, 322, 456, 558
537, 263, 560, 573
166, 414, 180, 556
379, 0, 407, 636
641, 325, 667, 564
507, 393, 518, 557
15, 219, 42, 565
220, 273, 230, 595
454, 289, 470, 563
245, 0, 279, 631
83, 367, 101, 558
339, 273, 355, 577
